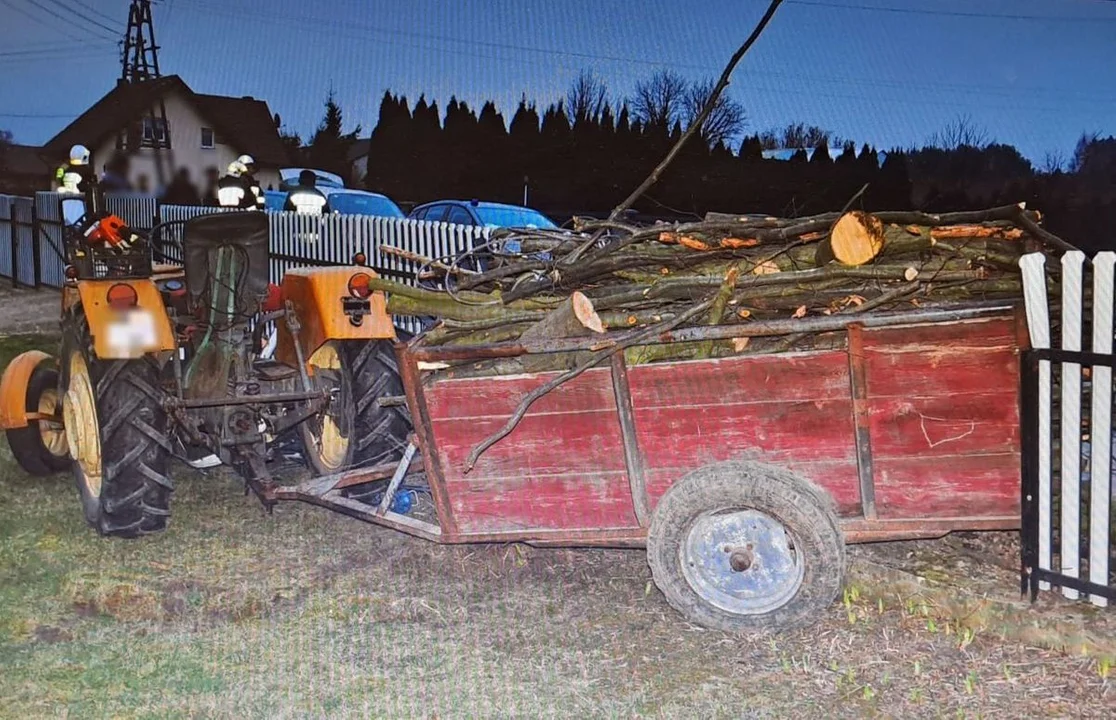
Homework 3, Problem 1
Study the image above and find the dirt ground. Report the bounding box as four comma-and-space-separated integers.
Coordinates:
0, 285, 60, 335
0, 318, 1114, 717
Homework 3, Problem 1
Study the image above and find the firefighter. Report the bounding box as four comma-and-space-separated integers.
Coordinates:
216, 158, 258, 210
237, 154, 266, 210
282, 170, 330, 215
56, 144, 93, 195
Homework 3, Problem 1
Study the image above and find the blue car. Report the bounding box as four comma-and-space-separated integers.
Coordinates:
408, 200, 557, 230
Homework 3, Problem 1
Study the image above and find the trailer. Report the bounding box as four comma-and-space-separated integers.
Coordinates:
269, 302, 1023, 630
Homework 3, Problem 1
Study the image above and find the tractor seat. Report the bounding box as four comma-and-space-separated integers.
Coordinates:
182, 211, 270, 312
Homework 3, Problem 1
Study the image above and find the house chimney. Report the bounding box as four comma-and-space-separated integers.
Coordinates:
242, 95, 254, 100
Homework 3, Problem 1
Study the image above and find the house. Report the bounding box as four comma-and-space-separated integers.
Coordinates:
347, 138, 371, 186
43, 75, 289, 194
0, 143, 50, 195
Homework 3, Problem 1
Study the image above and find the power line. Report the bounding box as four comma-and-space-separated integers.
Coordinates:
172, 0, 1115, 108
0, 111, 80, 118
785, 0, 1116, 23
54, 0, 124, 37
20, 0, 119, 41
68, 0, 123, 25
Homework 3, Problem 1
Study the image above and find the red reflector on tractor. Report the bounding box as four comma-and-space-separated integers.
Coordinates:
106, 283, 138, 310
348, 273, 373, 299
352, 252, 367, 266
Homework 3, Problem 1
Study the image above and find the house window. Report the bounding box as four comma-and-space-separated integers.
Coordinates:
201, 127, 214, 149
142, 117, 168, 145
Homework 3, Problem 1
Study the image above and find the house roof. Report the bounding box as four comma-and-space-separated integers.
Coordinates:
1, 143, 49, 177
44, 75, 290, 167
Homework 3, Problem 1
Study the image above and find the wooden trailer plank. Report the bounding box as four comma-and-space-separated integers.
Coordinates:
873, 452, 1019, 518
424, 367, 617, 419
448, 471, 640, 533
866, 392, 1019, 458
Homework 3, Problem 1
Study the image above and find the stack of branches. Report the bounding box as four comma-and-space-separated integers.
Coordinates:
373, 201, 1063, 377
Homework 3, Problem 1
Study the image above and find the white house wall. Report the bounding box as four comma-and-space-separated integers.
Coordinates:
90, 89, 280, 194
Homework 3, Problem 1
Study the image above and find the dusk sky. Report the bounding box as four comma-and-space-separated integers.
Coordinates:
1, 0, 1114, 163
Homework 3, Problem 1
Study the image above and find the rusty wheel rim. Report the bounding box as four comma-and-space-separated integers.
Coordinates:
64, 353, 102, 497
680, 509, 804, 616
308, 343, 348, 471
37, 387, 68, 458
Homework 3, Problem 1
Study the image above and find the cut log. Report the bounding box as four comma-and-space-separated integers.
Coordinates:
520, 291, 604, 351
830, 211, 886, 266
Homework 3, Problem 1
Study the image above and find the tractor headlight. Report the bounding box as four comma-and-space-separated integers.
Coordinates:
106, 309, 158, 356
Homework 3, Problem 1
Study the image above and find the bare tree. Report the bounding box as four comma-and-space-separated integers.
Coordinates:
927, 114, 991, 150
629, 69, 688, 130
757, 123, 836, 150
682, 78, 746, 148
566, 70, 609, 124
1041, 149, 1066, 174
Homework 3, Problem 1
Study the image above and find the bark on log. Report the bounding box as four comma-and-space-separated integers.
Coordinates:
519, 291, 604, 351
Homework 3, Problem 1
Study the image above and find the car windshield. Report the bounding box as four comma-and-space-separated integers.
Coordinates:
326, 192, 404, 218
474, 205, 556, 229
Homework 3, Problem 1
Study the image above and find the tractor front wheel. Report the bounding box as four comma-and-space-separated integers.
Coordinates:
62, 314, 173, 538
5, 362, 70, 476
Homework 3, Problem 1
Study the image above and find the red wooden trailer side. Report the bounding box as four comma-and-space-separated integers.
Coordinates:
401, 308, 1023, 547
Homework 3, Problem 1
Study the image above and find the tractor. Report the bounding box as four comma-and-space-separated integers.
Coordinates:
0, 183, 411, 537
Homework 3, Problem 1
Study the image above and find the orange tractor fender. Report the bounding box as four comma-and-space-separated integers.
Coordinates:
62, 279, 177, 360
0, 350, 54, 430
274, 266, 397, 371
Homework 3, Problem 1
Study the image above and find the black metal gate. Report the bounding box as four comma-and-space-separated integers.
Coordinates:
1019, 250, 1116, 607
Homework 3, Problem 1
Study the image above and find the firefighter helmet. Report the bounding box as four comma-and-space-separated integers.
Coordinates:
69, 145, 90, 166
227, 159, 247, 177
236, 154, 256, 172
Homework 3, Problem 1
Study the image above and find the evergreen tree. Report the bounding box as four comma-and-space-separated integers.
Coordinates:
307, 90, 362, 182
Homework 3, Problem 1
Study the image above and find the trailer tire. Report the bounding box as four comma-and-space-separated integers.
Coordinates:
6, 363, 70, 476
647, 461, 845, 632
62, 312, 173, 538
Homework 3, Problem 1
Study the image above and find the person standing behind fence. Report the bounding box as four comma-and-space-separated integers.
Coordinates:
54, 145, 93, 194
202, 166, 220, 206
217, 159, 260, 210
283, 170, 330, 215
162, 167, 201, 206
99, 153, 132, 193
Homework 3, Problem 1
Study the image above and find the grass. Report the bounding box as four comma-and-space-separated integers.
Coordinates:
1, 331, 1115, 718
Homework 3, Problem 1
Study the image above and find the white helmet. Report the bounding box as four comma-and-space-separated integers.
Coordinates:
236, 154, 256, 171
69, 144, 90, 166
227, 159, 247, 177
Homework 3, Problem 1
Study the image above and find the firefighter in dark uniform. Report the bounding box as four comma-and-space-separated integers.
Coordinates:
216, 158, 259, 210
237, 154, 266, 210
282, 170, 330, 215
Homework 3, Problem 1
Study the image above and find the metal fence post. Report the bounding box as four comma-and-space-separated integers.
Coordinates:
31, 202, 41, 288
9, 200, 17, 289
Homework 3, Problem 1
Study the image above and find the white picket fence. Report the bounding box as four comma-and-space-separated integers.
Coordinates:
1021, 250, 1115, 607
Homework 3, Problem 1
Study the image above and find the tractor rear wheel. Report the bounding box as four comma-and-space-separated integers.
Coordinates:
62, 313, 173, 538
299, 339, 411, 487
6, 362, 70, 476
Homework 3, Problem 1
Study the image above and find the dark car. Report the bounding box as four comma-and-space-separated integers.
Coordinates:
408, 200, 557, 230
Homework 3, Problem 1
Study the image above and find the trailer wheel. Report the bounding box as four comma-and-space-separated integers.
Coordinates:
647, 461, 845, 632
6, 363, 70, 476
62, 313, 173, 538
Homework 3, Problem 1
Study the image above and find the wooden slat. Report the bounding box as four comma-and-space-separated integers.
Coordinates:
1089, 252, 1114, 606
873, 453, 1020, 518
1060, 250, 1085, 599
1020, 252, 1053, 590
626, 351, 851, 408
867, 392, 1019, 458
425, 368, 617, 419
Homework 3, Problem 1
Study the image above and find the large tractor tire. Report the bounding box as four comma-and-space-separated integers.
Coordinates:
61, 313, 173, 538
6, 362, 70, 476
300, 339, 412, 481
647, 461, 845, 632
